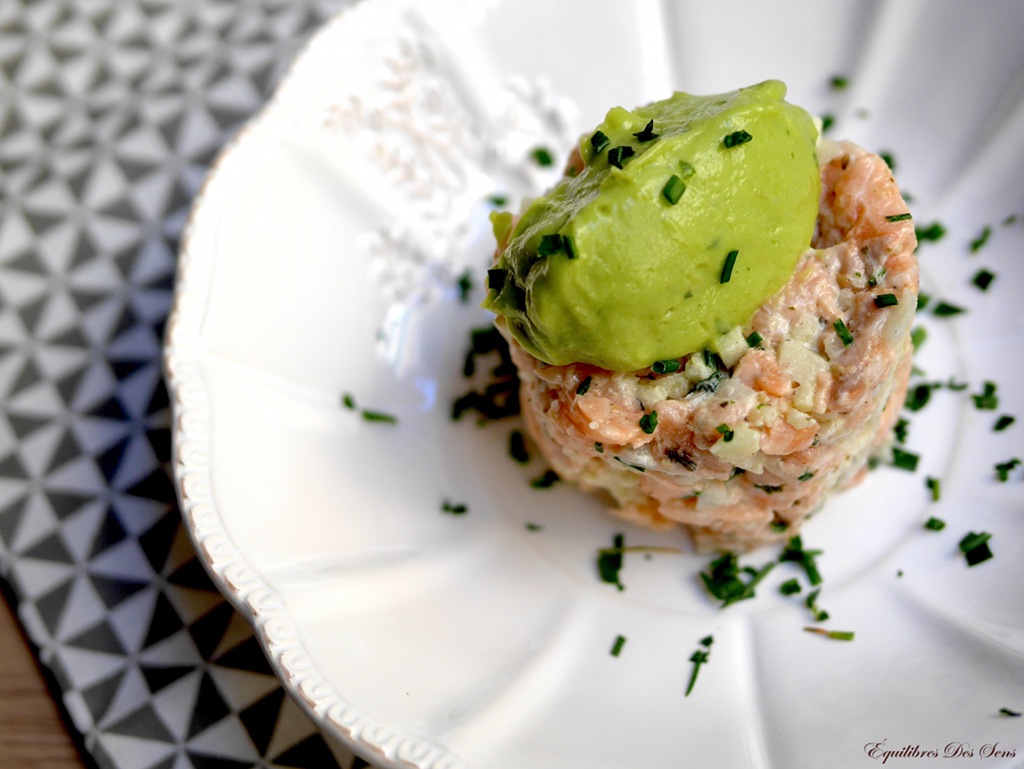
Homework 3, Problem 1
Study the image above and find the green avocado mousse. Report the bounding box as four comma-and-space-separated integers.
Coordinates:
482, 80, 821, 372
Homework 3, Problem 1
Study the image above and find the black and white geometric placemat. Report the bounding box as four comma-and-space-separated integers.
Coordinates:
0, 1, 377, 766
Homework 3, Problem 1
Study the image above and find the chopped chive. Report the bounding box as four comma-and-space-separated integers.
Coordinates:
779, 578, 802, 595
525, 522, 542, 531
880, 151, 895, 170
995, 458, 1021, 482
576, 376, 592, 396
486, 193, 507, 207
700, 552, 775, 607
639, 411, 658, 435
607, 145, 635, 169
891, 447, 919, 472
833, 318, 855, 346
530, 469, 560, 489
684, 636, 713, 697
972, 268, 995, 290
959, 531, 993, 566
910, 326, 927, 351
509, 430, 529, 463
715, 423, 734, 442
441, 500, 468, 515
563, 234, 577, 259
590, 130, 610, 155
999, 708, 1022, 717
874, 293, 899, 308
341, 393, 356, 410
610, 634, 627, 657
779, 535, 823, 586
456, 269, 473, 303
969, 225, 992, 253
720, 249, 738, 283
915, 222, 946, 242
917, 292, 931, 310
632, 119, 658, 142
652, 359, 681, 375
924, 516, 946, 531
487, 268, 507, 292
531, 146, 554, 166
722, 130, 752, 148
972, 381, 998, 410
362, 409, 398, 424
994, 415, 1015, 432
932, 301, 965, 317
829, 75, 849, 90
597, 533, 626, 590
820, 114, 834, 133
662, 174, 686, 204
798, 471, 815, 482
804, 627, 855, 641
894, 418, 910, 444
885, 212, 913, 222
868, 266, 887, 286
905, 382, 936, 412
537, 233, 563, 256
745, 331, 763, 347
804, 588, 829, 622
925, 476, 941, 502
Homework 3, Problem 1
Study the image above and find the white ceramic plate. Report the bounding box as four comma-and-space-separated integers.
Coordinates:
165, 1, 1024, 767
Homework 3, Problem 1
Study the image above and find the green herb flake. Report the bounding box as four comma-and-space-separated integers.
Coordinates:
531, 146, 554, 167
486, 193, 507, 207
924, 516, 946, 531
537, 233, 563, 256
820, 114, 835, 133
715, 423, 734, 442
607, 145, 635, 169
804, 627, 855, 641
341, 393, 357, 410
972, 381, 999, 410
880, 152, 895, 170
798, 471, 815, 482
590, 130, 610, 156
441, 500, 468, 515
959, 530, 993, 566
780, 535, 823, 586
576, 376, 592, 396
885, 212, 913, 223
597, 533, 626, 591
905, 383, 935, 412
894, 418, 910, 444
932, 300, 965, 317
891, 447, 920, 472
610, 634, 627, 657
999, 708, 1022, 717
563, 234, 577, 259
833, 318, 855, 346
804, 588, 830, 622
455, 269, 473, 303
662, 174, 686, 205
925, 476, 941, 502
910, 326, 927, 351
745, 331, 763, 348
722, 130, 752, 148
639, 410, 658, 435
720, 249, 738, 284
874, 293, 899, 308
509, 430, 529, 464
684, 635, 714, 697
652, 359, 681, 375
525, 522, 542, 532
915, 221, 947, 242
530, 469, 560, 489
868, 266, 887, 287
995, 458, 1021, 482
779, 578, 802, 596
969, 225, 992, 253
361, 409, 398, 424
632, 119, 659, 142
830, 75, 849, 90
972, 268, 995, 291
700, 552, 775, 607
994, 415, 1016, 432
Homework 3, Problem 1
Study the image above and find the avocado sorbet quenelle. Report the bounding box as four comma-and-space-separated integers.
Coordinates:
484, 81, 918, 552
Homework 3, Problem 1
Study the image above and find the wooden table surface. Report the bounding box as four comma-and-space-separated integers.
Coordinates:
0, 595, 85, 769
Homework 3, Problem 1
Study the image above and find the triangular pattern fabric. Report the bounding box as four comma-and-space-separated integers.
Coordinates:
0, 1, 371, 767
